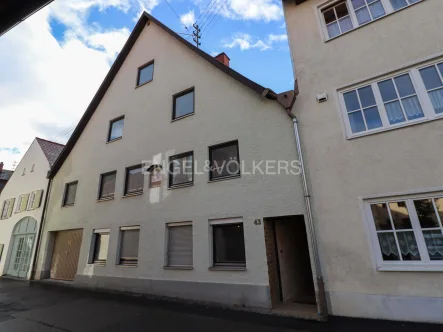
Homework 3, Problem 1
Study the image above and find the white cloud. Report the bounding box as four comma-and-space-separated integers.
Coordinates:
87, 28, 131, 59
180, 10, 196, 27
268, 33, 287, 42
223, 33, 271, 51
208, 0, 282, 22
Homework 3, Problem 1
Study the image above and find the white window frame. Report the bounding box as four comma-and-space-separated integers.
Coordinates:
88, 228, 110, 265
364, 191, 443, 272
339, 58, 443, 138
318, 0, 423, 41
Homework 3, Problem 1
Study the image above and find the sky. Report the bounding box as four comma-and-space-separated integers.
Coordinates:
0, 0, 294, 170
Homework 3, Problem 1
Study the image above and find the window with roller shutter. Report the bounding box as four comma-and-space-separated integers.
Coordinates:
118, 226, 140, 266
166, 223, 193, 267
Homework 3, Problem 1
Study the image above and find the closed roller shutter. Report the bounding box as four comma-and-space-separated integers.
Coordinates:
167, 224, 193, 267
50, 229, 83, 281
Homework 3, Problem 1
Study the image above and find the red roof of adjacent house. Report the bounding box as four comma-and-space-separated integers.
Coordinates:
36, 138, 65, 168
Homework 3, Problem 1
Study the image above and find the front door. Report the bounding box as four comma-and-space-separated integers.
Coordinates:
50, 230, 83, 281
7, 234, 35, 278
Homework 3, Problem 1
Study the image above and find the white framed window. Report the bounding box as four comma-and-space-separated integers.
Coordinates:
319, 0, 423, 40
365, 192, 443, 271
339, 59, 443, 138
166, 222, 193, 268
90, 229, 110, 266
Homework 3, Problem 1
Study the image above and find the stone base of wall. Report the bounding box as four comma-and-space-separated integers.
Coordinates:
75, 274, 272, 310
327, 291, 443, 323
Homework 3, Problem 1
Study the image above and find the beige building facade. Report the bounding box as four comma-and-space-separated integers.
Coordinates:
34, 13, 322, 314
283, 0, 443, 323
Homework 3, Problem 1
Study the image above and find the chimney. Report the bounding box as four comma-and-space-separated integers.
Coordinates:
214, 52, 230, 67
0, 162, 3, 173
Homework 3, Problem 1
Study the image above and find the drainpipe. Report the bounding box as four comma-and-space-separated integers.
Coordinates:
30, 176, 52, 280
277, 90, 328, 319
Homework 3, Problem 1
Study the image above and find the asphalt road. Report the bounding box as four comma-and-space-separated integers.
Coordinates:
0, 278, 440, 332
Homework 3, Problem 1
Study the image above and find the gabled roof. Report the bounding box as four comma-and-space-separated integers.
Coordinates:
0, 169, 13, 181
36, 138, 65, 168
48, 12, 282, 179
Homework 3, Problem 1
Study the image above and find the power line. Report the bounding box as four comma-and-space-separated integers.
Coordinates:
162, 0, 189, 30
201, 0, 229, 34
195, 0, 214, 23
196, 0, 220, 27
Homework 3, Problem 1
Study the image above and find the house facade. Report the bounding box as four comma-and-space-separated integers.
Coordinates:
0, 138, 64, 279
34, 13, 322, 315
283, 0, 443, 323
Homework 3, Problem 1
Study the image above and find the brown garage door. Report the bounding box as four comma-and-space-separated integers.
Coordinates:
50, 229, 83, 281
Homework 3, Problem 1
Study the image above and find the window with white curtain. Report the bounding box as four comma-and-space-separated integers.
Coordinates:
320, 0, 423, 40
340, 60, 443, 137
365, 193, 443, 271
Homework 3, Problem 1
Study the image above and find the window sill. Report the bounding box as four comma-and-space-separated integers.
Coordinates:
91, 262, 106, 267
378, 263, 443, 272
323, 1, 423, 43
163, 266, 193, 270
97, 196, 114, 202
116, 264, 138, 268
209, 266, 246, 271
171, 113, 194, 122
135, 79, 153, 89
168, 183, 194, 190
208, 174, 241, 183
122, 191, 143, 198
106, 137, 122, 144
62, 204, 75, 208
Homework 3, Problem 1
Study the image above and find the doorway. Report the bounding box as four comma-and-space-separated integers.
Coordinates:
7, 217, 37, 278
264, 216, 316, 315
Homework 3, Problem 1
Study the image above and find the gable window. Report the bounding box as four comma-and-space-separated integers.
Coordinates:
22, 168, 26, 176
419, 62, 443, 115
124, 165, 144, 195
1, 198, 15, 220
31, 164, 35, 172
108, 116, 124, 142
118, 226, 140, 266
136, 61, 154, 86
63, 181, 78, 207
16, 194, 30, 213
320, 0, 422, 40
166, 223, 193, 267
322, 1, 353, 39
366, 194, 443, 271
99, 171, 116, 200
91, 230, 110, 266
173, 88, 195, 120
168, 152, 193, 188
27, 190, 43, 210
339, 61, 443, 138
211, 219, 246, 268
209, 141, 240, 180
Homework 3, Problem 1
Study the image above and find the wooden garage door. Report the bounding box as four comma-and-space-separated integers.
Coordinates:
50, 229, 83, 281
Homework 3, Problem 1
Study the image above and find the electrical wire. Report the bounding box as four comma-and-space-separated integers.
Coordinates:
196, 0, 221, 27
201, 0, 229, 34
162, 0, 189, 30
195, 0, 215, 23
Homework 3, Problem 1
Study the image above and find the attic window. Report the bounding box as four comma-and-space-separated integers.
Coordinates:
173, 88, 195, 120
137, 61, 154, 87
22, 168, 26, 176
31, 164, 35, 172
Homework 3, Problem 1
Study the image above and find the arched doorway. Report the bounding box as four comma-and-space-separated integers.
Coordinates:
7, 217, 37, 278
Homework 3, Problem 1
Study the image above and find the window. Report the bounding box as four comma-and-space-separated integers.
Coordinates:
31, 164, 35, 172
22, 168, 26, 176
124, 165, 144, 195
340, 62, 443, 137
209, 141, 240, 180
351, 0, 386, 25
63, 182, 78, 207
366, 194, 443, 270
212, 220, 246, 267
91, 230, 110, 266
166, 223, 193, 267
168, 152, 193, 187
320, 0, 422, 40
98, 171, 116, 200
108, 117, 124, 142
16, 194, 30, 213
419, 62, 443, 115
27, 190, 43, 210
1, 198, 14, 220
118, 227, 140, 266
322, 1, 353, 39
390, 0, 421, 11
137, 61, 154, 86
173, 88, 194, 120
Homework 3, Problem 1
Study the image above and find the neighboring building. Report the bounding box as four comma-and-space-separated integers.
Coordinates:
0, 162, 13, 193
283, 0, 443, 323
0, 138, 64, 279
33, 12, 323, 317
